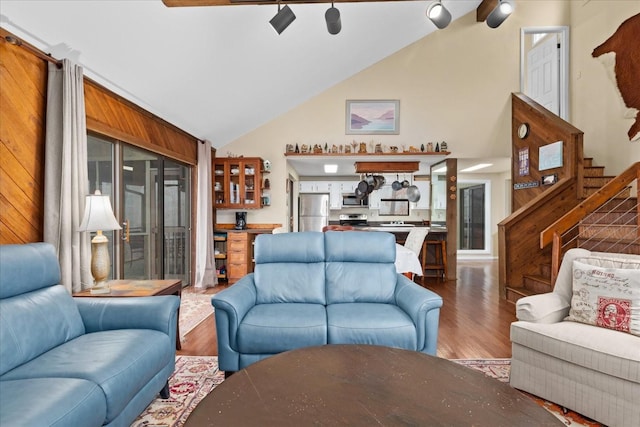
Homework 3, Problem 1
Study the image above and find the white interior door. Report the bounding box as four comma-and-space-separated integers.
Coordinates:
526, 35, 560, 116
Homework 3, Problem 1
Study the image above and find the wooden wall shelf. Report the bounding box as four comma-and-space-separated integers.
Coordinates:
284, 152, 451, 157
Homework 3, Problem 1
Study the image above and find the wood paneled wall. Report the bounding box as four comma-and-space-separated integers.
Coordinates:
498, 93, 585, 298
511, 93, 584, 211
0, 28, 200, 244
85, 80, 197, 166
0, 29, 47, 244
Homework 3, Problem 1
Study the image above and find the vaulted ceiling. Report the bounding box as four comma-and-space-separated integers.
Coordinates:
0, 0, 496, 147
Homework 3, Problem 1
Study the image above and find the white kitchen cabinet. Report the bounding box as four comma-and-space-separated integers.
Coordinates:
368, 190, 381, 209
411, 179, 431, 210
299, 181, 332, 193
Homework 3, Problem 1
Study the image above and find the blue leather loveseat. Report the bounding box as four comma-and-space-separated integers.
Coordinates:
212, 231, 443, 374
0, 243, 180, 427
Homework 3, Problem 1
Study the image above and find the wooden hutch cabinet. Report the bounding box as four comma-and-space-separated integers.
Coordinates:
213, 157, 268, 209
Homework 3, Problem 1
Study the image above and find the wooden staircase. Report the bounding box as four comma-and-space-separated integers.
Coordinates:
505, 159, 639, 303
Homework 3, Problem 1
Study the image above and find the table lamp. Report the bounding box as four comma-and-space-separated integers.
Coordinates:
78, 190, 121, 294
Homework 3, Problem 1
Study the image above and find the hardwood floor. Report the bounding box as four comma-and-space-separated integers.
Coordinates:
177, 259, 517, 359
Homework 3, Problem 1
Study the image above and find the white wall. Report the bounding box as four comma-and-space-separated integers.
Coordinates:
217, 1, 639, 240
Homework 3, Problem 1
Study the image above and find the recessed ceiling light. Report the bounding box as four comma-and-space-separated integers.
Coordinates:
324, 164, 338, 173
460, 163, 493, 172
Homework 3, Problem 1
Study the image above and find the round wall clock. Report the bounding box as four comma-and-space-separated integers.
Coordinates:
518, 123, 530, 139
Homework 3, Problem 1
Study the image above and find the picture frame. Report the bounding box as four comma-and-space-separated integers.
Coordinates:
346, 100, 400, 135
539, 141, 563, 171
518, 147, 529, 176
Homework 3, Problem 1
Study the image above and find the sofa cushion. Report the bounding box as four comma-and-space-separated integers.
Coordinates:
325, 232, 398, 304
0, 285, 85, 376
254, 232, 326, 304
238, 303, 327, 354
1, 329, 172, 424
511, 320, 640, 383
567, 258, 640, 336
0, 378, 106, 427
327, 303, 417, 350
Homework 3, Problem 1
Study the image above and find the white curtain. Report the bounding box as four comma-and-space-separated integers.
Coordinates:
43, 59, 92, 293
195, 140, 217, 288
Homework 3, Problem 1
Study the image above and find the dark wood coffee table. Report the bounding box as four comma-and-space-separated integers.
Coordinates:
185, 344, 562, 426
73, 279, 182, 349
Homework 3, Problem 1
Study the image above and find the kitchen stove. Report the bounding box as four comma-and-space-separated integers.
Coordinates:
339, 213, 368, 226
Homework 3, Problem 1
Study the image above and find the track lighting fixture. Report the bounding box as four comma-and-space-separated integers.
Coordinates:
426, 0, 451, 30
270, 1, 296, 35
325, 2, 342, 35
486, 0, 513, 28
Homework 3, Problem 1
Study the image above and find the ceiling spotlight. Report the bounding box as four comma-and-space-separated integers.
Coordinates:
270, 2, 296, 35
325, 2, 342, 35
426, 1, 452, 30
486, 0, 514, 28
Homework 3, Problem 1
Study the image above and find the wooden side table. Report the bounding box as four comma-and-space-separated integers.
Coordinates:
73, 279, 182, 349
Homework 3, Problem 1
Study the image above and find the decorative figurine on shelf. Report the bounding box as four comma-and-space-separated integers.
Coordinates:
295, 143, 300, 153
427, 142, 434, 152
375, 143, 383, 153
324, 143, 328, 153
358, 142, 367, 153
421, 143, 425, 152
286, 144, 294, 153
339, 144, 344, 153
313, 144, 323, 154
331, 144, 338, 153
389, 146, 398, 153
263, 159, 271, 171
264, 178, 270, 189
344, 144, 351, 153
440, 141, 448, 152
435, 142, 440, 152
301, 144, 308, 153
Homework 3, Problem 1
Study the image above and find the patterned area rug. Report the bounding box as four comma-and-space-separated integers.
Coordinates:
454, 359, 602, 426
179, 292, 213, 342
132, 356, 224, 427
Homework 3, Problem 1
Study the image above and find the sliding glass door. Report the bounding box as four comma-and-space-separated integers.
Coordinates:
87, 134, 191, 285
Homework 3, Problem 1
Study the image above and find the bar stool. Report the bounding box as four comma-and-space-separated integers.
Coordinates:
424, 240, 447, 281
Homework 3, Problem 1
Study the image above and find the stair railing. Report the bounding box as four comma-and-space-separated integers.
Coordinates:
540, 161, 640, 284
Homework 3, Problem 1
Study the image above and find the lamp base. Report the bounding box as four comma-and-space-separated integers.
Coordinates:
90, 284, 111, 295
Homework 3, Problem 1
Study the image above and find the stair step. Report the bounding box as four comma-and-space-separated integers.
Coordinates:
583, 176, 615, 186
539, 263, 551, 278
505, 286, 534, 304
577, 238, 640, 255
523, 274, 553, 294
583, 166, 605, 177
579, 224, 639, 241
583, 187, 631, 198
583, 158, 594, 168
594, 198, 638, 211
582, 211, 638, 225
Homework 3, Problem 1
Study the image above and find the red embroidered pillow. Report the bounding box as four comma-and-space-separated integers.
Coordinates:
566, 258, 640, 336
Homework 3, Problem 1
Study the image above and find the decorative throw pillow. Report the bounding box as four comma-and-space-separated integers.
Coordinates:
566, 258, 640, 336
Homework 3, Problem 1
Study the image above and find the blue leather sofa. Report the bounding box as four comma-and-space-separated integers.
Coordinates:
0, 243, 180, 427
212, 231, 443, 373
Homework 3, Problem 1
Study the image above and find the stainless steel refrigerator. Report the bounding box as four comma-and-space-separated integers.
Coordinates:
299, 193, 329, 232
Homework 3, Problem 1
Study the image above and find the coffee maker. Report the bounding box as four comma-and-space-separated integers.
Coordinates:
235, 211, 247, 230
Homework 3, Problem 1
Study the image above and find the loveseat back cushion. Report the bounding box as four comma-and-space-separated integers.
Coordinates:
0, 284, 86, 376
325, 231, 398, 304
253, 232, 326, 304
0, 243, 61, 298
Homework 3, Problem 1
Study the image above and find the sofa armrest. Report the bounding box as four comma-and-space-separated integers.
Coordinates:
515, 292, 570, 323
394, 274, 443, 355
211, 274, 257, 356
75, 296, 180, 341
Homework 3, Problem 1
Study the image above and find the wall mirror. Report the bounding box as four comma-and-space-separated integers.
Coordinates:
520, 26, 570, 121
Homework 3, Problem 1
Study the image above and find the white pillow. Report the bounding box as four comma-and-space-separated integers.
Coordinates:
566, 258, 640, 336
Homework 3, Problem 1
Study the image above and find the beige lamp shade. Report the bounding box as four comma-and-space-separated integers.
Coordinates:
79, 191, 121, 232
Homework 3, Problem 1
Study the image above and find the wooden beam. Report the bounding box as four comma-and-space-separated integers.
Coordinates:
476, 0, 497, 22
354, 161, 419, 173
